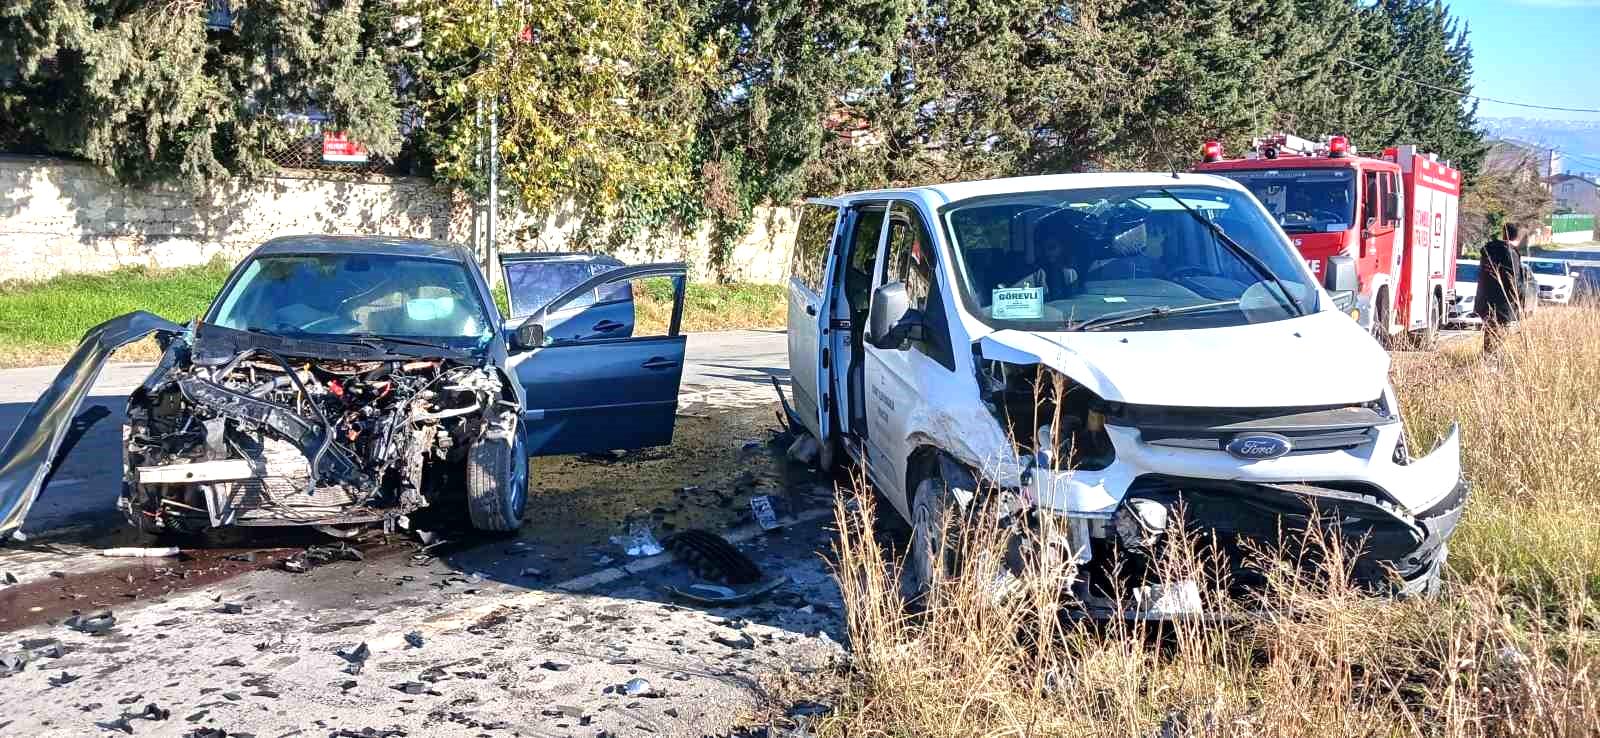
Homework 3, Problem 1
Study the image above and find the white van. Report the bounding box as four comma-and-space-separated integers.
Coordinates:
784, 173, 1466, 611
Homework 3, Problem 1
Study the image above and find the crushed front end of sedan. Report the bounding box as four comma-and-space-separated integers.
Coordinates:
119, 324, 521, 535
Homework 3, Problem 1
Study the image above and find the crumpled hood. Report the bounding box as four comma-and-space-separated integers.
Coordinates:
978, 309, 1389, 408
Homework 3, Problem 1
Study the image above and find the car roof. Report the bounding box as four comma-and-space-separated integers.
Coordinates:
253, 235, 475, 264
823, 172, 1251, 207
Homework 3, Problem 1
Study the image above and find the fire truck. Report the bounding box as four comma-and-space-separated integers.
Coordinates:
1195, 133, 1462, 347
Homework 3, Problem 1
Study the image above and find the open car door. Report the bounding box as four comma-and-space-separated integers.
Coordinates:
506, 262, 688, 456
501, 253, 634, 343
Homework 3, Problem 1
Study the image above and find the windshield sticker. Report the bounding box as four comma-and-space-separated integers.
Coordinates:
1326, 223, 1348, 232
1103, 296, 1128, 303
991, 287, 1044, 319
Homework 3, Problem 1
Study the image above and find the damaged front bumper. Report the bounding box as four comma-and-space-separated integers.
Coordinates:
1013, 419, 1467, 614
0, 312, 184, 542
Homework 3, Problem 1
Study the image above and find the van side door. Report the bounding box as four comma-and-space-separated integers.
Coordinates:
786, 201, 844, 446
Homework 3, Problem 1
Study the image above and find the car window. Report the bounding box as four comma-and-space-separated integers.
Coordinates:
1525, 261, 1567, 276
1455, 263, 1479, 283
790, 204, 839, 293
503, 259, 626, 320
943, 185, 1315, 331
212, 254, 493, 340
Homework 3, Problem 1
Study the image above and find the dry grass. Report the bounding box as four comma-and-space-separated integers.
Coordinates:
820, 309, 1600, 738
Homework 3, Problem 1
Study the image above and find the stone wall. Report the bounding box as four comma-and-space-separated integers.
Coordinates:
0, 155, 799, 284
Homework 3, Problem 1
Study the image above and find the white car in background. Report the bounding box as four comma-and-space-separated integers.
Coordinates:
1523, 258, 1576, 304
1446, 259, 1481, 328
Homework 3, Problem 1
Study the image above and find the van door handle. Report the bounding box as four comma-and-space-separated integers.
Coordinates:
593, 320, 625, 333
805, 305, 817, 316
641, 356, 679, 370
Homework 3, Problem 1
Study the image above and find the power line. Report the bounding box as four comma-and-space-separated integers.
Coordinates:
1336, 58, 1600, 115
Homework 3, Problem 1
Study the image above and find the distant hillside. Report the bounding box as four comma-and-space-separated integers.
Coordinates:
1481, 118, 1600, 173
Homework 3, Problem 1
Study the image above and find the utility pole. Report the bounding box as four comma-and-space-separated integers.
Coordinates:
484, 0, 501, 289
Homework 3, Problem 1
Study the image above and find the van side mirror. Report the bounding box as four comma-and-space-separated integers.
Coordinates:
866, 282, 925, 350
511, 321, 545, 351
1325, 255, 1358, 294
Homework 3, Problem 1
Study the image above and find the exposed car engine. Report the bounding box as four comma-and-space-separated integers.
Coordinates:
121, 339, 514, 535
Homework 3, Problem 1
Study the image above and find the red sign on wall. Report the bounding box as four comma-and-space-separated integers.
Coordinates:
322, 131, 369, 163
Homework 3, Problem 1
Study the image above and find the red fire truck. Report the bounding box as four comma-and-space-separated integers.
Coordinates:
1195, 133, 1462, 347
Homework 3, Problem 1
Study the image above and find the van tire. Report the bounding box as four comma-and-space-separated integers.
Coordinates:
466, 432, 528, 533
903, 460, 973, 601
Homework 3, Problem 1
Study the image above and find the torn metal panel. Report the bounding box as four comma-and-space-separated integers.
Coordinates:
0, 311, 183, 542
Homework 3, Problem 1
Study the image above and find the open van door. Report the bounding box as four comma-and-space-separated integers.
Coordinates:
786, 201, 844, 456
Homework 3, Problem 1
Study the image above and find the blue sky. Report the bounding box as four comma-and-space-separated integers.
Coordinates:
1449, 0, 1600, 122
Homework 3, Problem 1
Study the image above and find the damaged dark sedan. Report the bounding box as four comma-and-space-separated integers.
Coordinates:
0, 236, 689, 540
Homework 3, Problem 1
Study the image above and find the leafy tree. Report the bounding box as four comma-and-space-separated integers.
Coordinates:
416, 0, 712, 242
0, 0, 402, 186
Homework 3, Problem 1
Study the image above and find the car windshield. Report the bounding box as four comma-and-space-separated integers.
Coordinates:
1526, 260, 1567, 276
211, 254, 493, 343
1212, 169, 1356, 233
1456, 262, 1480, 283
943, 185, 1316, 331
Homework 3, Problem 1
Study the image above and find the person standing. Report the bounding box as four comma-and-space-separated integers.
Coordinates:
1476, 222, 1523, 355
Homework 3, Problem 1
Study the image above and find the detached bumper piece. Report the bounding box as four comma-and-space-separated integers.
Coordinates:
1083, 474, 1466, 605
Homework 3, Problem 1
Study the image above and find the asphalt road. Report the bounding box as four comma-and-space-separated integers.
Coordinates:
0, 329, 791, 539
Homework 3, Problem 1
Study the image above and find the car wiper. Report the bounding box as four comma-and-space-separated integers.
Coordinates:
1156, 188, 1304, 316
1071, 300, 1241, 332
342, 333, 462, 353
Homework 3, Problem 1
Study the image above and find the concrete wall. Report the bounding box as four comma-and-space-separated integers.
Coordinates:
0, 156, 798, 285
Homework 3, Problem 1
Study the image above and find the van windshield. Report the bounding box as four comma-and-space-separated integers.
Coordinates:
943, 185, 1316, 332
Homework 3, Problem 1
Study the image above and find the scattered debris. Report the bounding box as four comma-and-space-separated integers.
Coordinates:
48, 671, 78, 687
1, 651, 28, 673
712, 631, 757, 650
63, 609, 116, 635
215, 602, 244, 615
539, 661, 571, 672
666, 576, 788, 606
788, 701, 830, 718
224, 552, 256, 563
339, 643, 371, 674
215, 657, 244, 668
611, 510, 665, 557
392, 681, 430, 695
786, 434, 820, 465
622, 677, 656, 697
662, 529, 762, 584
2, 571, 16, 585
403, 631, 424, 649
518, 567, 544, 579
99, 546, 180, 558
95, 716, 134, 734
749, 495, 781, 530
140, 703, 171, 721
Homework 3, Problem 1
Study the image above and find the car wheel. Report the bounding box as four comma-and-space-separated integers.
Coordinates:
904, 466, 967, 601
466, 431, 528, 532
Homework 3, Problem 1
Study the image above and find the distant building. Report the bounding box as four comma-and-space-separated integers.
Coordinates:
1550, 173, 1600, 215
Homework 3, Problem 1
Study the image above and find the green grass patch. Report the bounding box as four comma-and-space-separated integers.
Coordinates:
0, 261, 233, 366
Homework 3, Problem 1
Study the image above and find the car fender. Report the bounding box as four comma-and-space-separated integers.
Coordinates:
0, 311, 185, 542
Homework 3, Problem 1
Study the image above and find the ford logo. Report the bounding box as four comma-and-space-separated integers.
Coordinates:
1225, 433, 1293, 460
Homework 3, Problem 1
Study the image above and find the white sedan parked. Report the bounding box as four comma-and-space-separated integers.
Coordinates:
1524, 258, 1577, 304
1446, 259, 1481, 328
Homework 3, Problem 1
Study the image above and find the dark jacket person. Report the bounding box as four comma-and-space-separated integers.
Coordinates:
1475, 224, 1522, 326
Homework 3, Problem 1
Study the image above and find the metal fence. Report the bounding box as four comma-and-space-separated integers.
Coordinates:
265, 132, 401, 176
1550, 213, 1596, 234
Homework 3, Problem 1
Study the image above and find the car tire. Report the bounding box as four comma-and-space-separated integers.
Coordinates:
904, 464, 968, 601
466, 431, 528, 533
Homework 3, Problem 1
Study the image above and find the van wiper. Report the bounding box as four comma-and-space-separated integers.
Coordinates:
342, 333, 461, 353
1072, 300, 1241, 332
1156, 188, 1303, 316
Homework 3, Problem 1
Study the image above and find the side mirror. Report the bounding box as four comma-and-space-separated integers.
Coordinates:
866, 282, 924, 350
1325, 255, 1358, 293
511, 321, 545, 351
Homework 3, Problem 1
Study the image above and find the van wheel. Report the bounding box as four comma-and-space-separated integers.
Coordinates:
466, 432, 528, 532
904, 465, 968, 601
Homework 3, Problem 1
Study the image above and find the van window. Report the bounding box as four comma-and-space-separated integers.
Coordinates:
1363, 171, 1381, 226
790, 204, 839, 293
881, 201, 954, 370
1380, 172, 1401, 228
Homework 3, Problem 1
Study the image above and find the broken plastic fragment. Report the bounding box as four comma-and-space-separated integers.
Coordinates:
610, 511, 664, 557
99, 546, 180, 558
622, 677, 653, 697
